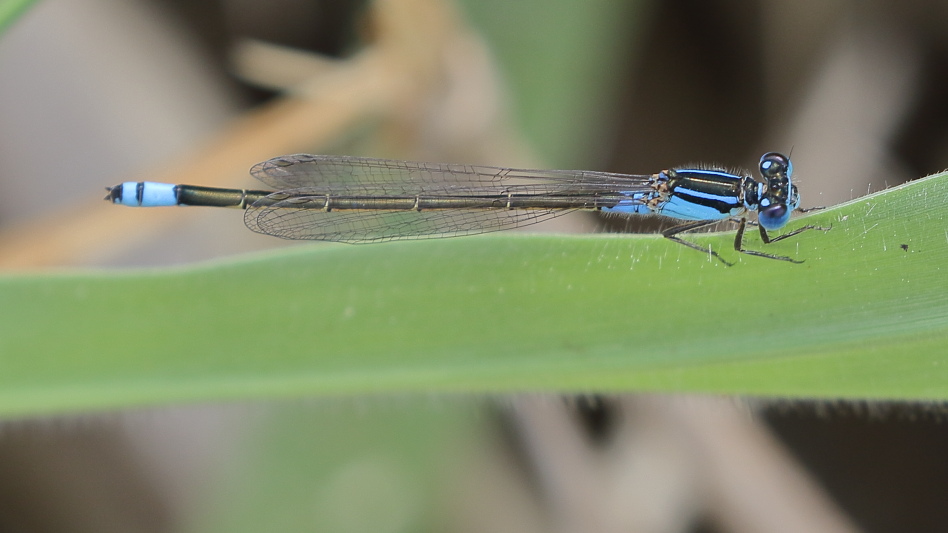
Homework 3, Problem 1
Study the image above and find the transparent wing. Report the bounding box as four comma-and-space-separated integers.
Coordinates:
243, 192, 584, 242
250, 154, 654, 193
244, 155, 658, 242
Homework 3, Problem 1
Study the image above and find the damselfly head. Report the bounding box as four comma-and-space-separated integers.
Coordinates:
756, 152, 798, 230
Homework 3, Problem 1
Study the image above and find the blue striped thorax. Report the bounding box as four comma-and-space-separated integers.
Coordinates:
601, 151, 798, 232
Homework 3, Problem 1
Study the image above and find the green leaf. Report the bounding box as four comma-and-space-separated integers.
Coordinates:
2, 171, 947, 417
0, 0, 38, 35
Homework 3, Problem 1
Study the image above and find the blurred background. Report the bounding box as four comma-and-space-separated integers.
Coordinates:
0, 0, 947, 531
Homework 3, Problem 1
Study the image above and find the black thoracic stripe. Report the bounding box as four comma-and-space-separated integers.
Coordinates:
666, 169, 746, 215
135, 182, 144, 205
672, 190, 740, 215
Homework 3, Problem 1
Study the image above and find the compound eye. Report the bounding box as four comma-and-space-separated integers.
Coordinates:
759, 203, 791, 230
759, 152, 792, 179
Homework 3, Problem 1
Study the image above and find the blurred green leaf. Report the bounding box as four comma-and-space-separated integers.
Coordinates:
187, 402, 482, 533
1, 170, 947, 417
457, 0, 640, 166
0, 0, 37, 35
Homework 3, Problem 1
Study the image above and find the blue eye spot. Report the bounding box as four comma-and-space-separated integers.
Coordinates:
759, 152, 791, 179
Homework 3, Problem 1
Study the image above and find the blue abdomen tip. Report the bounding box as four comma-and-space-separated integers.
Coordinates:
116, 182, 178, 207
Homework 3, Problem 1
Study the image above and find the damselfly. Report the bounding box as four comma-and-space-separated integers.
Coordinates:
106, 152, 824, 264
